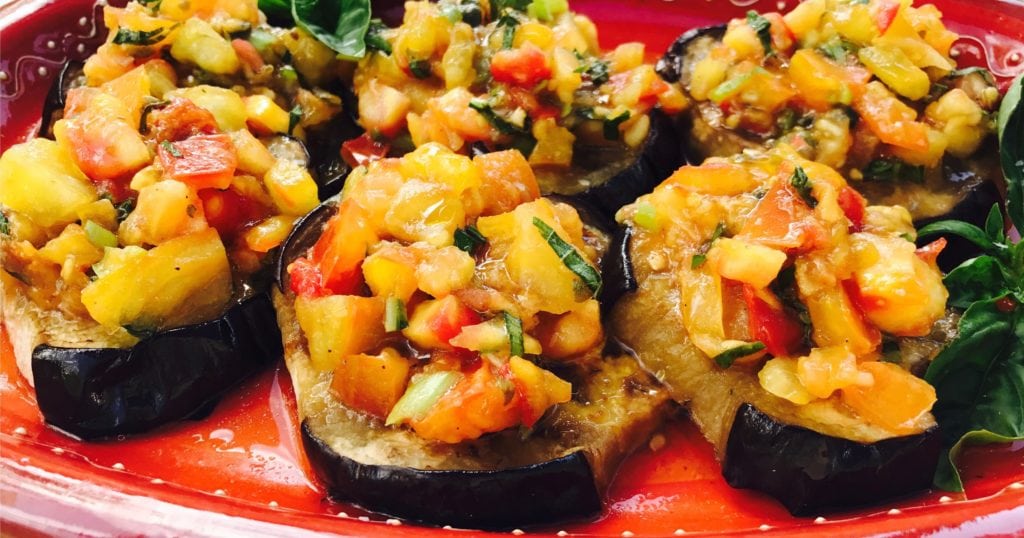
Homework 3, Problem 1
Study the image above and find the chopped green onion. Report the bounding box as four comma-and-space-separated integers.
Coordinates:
746, 11, 774, 57
790, 166, 817, 208
279, 65, 298, 82
633, 202, 659, 231
714, 341, 766, 368
288, 105, 303, 136
497, 12, 520, 49
503, 311, 524, 357
691, 221, 726, 269
160, 140, 182, 158
248, 28, 277, 53
527, 0, 567, 21
862, 158, 925, 183
574, 57, 610, 86
532, 217, 602, 295
0, 213, 9, 236
385, 371, 462, 425
454, 225, 487, 254
84, 220, 118, 248
385, 296, 408, 332
709, 71, 755, 104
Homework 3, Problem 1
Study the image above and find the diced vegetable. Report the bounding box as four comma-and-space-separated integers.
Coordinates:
386, 370, 462, 426
332, 348, 412, 419
841, 361, 937, 435
403, 295, 482, 350
170, 18, 240, 75
158, 134, 238, 191
263, 159, 319, 216
759, 357, 813, 405
80, 228, 231, 331
0, 138, 97, 229
294, 294, 386, 371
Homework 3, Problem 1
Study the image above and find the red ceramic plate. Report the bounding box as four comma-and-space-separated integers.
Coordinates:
2, 0, 1024, 535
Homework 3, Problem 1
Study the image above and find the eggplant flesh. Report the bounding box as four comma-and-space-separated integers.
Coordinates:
31, 292, 282, 439
609, 230, 942, 514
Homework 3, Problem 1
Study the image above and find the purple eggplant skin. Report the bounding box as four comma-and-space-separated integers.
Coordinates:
599, 226, 636, 314
574, 109, 685, 219
276, 196, 339, 290
300, 421, 601, 529
723, 404, 942, 516
31, 292, 282, 440
916, 167, 1002, 273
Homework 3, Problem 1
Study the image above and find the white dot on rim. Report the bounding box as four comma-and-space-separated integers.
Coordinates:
622, 532, 635, 538
13, 426, 26, 435
0, 71, 8, 81
674, 530, 686, 536
887, 508, 901, 515
814, 517, 827, 524
77, 44, 86, 53
19, 457, 29, 464
1010, 482, 1024, 490
51, 447, 64, 455
336, 512, 349, 518
151, 478, 164, 485
357, 516, 370, 522
268, 501, 279, 508
557, 531, 568, 537
79, 16, 88, 26
759, 524, 771, 531
37, 67, 48, 76
939, 496, 953, 503
213, 489, 226, 496
511, 530, 525, 536
385, 519, 401, 526
46, 40, 56, 49
112, 462, 125, 470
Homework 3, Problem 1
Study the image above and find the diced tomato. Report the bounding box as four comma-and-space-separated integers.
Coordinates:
736, 180, 827, 252
288, 257, 327, 297
743, 285, 806, 357
490, 43, 552, 87
853, 82, 929, 152
764, 13, 796, 54
872, 0, 901, 33
409, 363, 519, 443
837, 186, 867, 232
147, 97, 220, 143
158, 134, 238, 190
231, 39, 265, 72
915, 237, 947, 266
309, 199, 378, 295
340, 133, 390, 168
426, 296, 483, 348
841, 278, 887, 327
199, 188, 270, 241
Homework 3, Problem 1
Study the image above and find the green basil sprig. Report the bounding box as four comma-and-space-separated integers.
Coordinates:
258, 0, 372, 60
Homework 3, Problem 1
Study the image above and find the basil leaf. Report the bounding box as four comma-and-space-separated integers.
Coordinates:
746, 11, 773, 57
714, 341, 766, 368
409, 58, 431, 79
863, 158, 925, 183
365, 18, 392, 54
943, 255, 1009, 309
532, 217, 602, 295
292, 0, 371, 60
918, 219, 999, 257
288, 105, 303, 136
983, 203, 1007, 244
998, 73, 1024, 231
454, 225, 486, 254
924, 297, 1024, 491
790, 166, 817, 208
503, 311, 524, 357
112, 27, 167, 46
603, 110, 630, 140
691, 221, 726, 269
258, 0, 292, 24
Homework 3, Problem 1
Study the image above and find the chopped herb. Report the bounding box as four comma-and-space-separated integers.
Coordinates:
692, 222, 726, 269
288, 105, 303, 136
927, 82, 950, 102
160, 140, 182, 158
949, 66, 996, 86
112, 26, 168, 46
491, 0, 531, 13
790, 166, 817, 208
497, 12, 520, 49
454, 225, 487, 254
818, 38, 853, 62
603, 110, 630, 140
574, 55, 610, 85
776, 108, 797, 132
365, 19, 392, 54
409, 58, 431, 79
115, 198, 135, 222
863, 158, 925, 183
532, 217, 602, 295
139, 99, 169, 132
384, 296, 408, 332
0, 212, 9, 235
714, 341, 766, 368
708, 70, 756, 104
123, 324, 156, 339
746, 11, 774, 57
503, 311, 524, 357
279, 65, 299, 82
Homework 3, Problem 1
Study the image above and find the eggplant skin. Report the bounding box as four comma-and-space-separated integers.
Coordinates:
301, 420, 601, 529
723, 404, 942, 516
599, 226, 636, 313
575, 109, 684, 218
31, 292, 282, 440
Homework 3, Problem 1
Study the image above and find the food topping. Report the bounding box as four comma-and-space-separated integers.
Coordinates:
287, 144, 603, 442
620, 146, 948, 435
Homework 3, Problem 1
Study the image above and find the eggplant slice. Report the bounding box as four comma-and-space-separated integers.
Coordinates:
30, 292, 282, 439
656, 25, 1003, 270
274, 199, 672, 529
609, 229, 942, 515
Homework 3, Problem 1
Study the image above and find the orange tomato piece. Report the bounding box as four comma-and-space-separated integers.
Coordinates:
490, 43, 552, 87
309, 199, 379, 295
410, 363, 520, 443
841, 361, 937, 435
473, 150, 540, 216
158, 134, 238, 191
332, 348, 412, 419
853, 81, 929, 152
736, 180, 826, 251
147, 97, 220, 143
